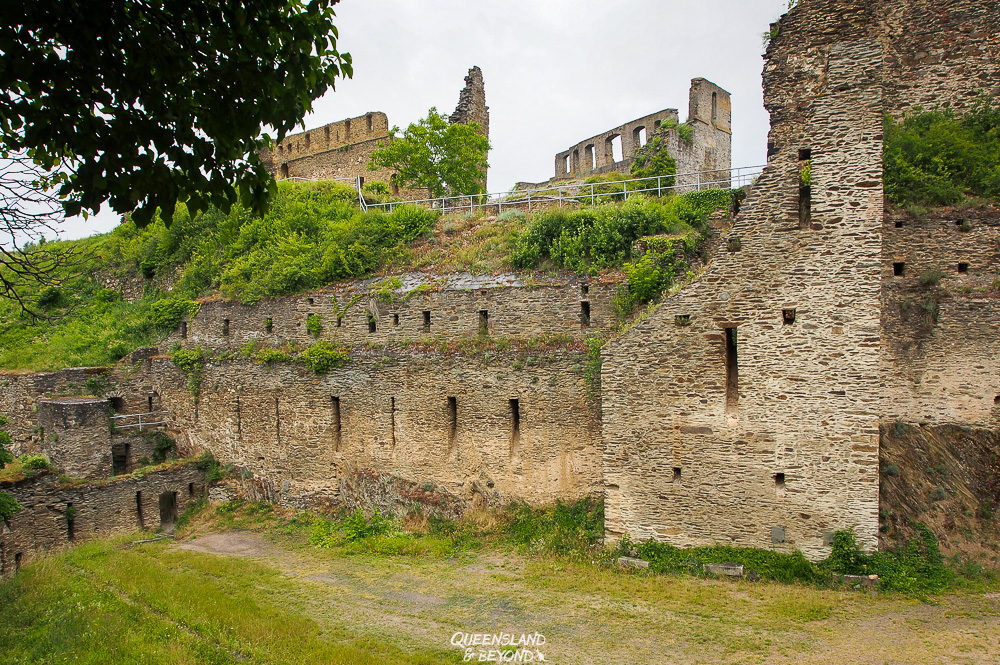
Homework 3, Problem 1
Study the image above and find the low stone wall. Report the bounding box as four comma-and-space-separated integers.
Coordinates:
0, 465, 205, 577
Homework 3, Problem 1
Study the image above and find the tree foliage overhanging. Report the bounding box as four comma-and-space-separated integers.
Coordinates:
367, 108, 490, 198
884, 97, 1000, 207
0, 0, 352, 226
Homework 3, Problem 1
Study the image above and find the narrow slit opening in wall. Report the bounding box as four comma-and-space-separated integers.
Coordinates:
711, 91, 718, 123
66, 503, 74, 541
188, 482, 195, 496
180, 321, 188, 339
337, 316, 343, 328
447, 396, 457, 445
423, 310, 431, 332
478, 310, 489, 336
308, 297, 314, 305
392, 313, 399, 326
725, 327, 739, 414
672, 467, 681, 483
581, 283, 589, 296
332, 397, 341, 450
147, 394, 154, 412
367, 113, 374, 132
958, 262, 969, 273
580, 301, 591, 327
136, 491, 144, 529
509, 398, 521, 459
367, 312, 377, 333
798, 185, 811, 229
390, 397, 396, 446
893, 262, 905, 277
775, 472, 786, 490
265, 317, 273, 333
782, 309, 796, 325
113, 443, 128, 475
14, 552, 22, 571
275, 397, 280, 442
222, 319, 230, 337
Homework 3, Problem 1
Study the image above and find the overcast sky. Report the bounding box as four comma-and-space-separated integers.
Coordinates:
59, 0, 789, 240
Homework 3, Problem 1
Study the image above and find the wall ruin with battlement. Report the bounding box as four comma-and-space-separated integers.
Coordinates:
258, 67, 490, 196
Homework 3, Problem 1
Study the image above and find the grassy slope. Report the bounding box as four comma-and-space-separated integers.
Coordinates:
2, 500, 999, 665
0, 185, 731, 372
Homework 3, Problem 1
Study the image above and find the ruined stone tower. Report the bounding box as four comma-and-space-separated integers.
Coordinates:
449, 66, 490, 142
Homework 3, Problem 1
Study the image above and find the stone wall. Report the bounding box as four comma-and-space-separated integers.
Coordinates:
168, 275, 616, 351
552, 78, 732, 189
37, 398, 112, 479
603, 19, 885, 560
0, 465, 205, 577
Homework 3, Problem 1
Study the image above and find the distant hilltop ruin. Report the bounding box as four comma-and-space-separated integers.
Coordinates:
258, 66, 490, 195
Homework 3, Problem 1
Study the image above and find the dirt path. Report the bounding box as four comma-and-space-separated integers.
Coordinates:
174, 531, 1000, 664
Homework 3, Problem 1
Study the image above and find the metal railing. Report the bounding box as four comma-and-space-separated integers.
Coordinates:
361, 164, 766, 216
110, 410, 169, 432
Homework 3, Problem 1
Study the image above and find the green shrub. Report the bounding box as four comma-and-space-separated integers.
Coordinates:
309, 509, 395, 547
306, 313, 323, 337
148, 432, 176, 464
19, 454, 51, 471
150, 299, 200, 330
919, 270, 944, 287
254, 348, 292, 365
502, 495, 604, 557
884, 99, 1000, 207
0, 491, 20, 521
171, 347, 206, 400
298, 342, 349, 375
194, 452, 224, 482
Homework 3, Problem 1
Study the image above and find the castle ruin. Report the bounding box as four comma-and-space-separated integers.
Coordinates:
4, 0, 1000, 574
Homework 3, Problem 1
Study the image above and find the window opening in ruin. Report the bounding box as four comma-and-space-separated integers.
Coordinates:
279, 163, 289, 179
767, 142, 778, 159
798, 148, 812, 161
66, 503, 75, 541
893, 262, 905, 276
147, 395, 154, 412
392, 183, 400, 196
359, 176, 365, 188
712, 92, 718, 124
136, 491, 144, 529
782, 309, 796, 325
725, 327, 739, 414
609, 134, 623, 163
367, 113, 374, 132
895, 221, 905, 228
180, 321, 187, 339
113, 443, 129, 475
672, 467, 681, 483
390, 396, 396, 446
109, 396, 125, 413
304, 133, 310, 149
344, 119, 351, 139
275, 397, 280, 442
222, 319, 230, 336
995, 395, 1000, 405
581, 283, 589, 296
448, 396, 458, 446
337, 316, 343, 328
634, 126, 647, 148
14, 552, 22, 571
509, 399, 520, 458
585, 144, 596, 171
188, 482, 195, 496
392, 313, 400, 326
308, 297, 314, 305
236, 394, 241, 435
675, 314, 692, 326
478, 310, 489, 336
580, 301, 591, 327
324, 126, 331, 145
572, 149, 580, 173
332, 397, 342, 450
774, 472, 786, 497
158, 492, 178, 532
423, 310, 431, 332
653, 120, 662, 132
798, 185, 811, 229
564, 155, 571, 175
265, 317, 273, 333
958, 262, 970, 273
368, 312, 377, 333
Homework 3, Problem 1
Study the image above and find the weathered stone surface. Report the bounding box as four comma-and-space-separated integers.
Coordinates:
705, 563, 744, 577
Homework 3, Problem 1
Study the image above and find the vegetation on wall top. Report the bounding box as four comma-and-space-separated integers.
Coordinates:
884, 97, 1000, 208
